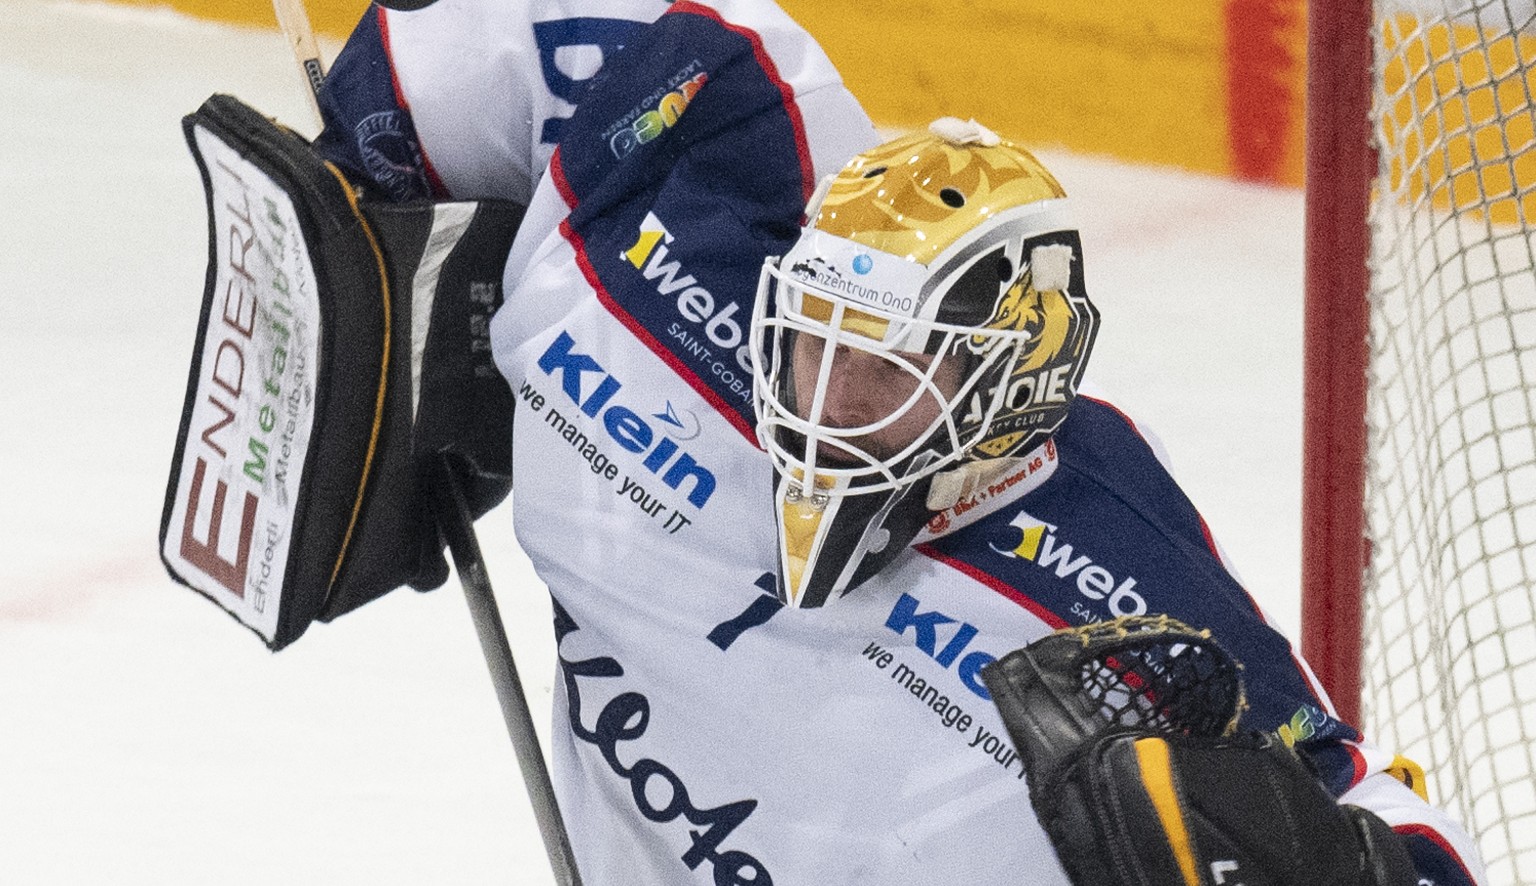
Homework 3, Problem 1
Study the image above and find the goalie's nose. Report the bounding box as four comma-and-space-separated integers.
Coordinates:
816, 350, 879, 428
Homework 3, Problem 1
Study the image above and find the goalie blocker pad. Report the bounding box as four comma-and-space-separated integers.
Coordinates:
160, 94, 524, 649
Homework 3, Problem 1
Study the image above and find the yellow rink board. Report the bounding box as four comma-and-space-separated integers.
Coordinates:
791, 1, 1238, 179
113, 0, 1308, 186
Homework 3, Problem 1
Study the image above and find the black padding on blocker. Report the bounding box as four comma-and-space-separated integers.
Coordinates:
329, 200, 522, 616
161, 94, 521, 649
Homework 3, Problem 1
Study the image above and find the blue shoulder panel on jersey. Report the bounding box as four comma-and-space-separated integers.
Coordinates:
313, 7, 433, 201
1402, 830, 1480, 886
926, 398, 1368, 794
552, 4, 811, 437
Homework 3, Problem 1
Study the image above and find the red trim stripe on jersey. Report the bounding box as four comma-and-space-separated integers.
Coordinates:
916, 544, 1068, 630
1345, 741, 1369, 788
377, 9, 449, 199
670, 1, 816, 207
549, 146, 577, 210
559, 218, 760, 443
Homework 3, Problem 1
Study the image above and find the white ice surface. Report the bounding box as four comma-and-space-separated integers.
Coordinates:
0, 2, 1306, 883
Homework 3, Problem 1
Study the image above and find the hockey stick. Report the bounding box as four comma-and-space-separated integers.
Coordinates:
271, 0, 326, 124
433, 456, 585, 886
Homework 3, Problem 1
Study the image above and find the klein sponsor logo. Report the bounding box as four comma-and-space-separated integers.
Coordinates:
537, 330, 718, 509
653, 401, 701, 441
622, 211, 753, 402
858, 633, 1027, 778
883, 592, 998, 700
990, 510, 1149, 618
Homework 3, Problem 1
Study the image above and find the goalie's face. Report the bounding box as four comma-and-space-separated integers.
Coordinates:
787, 330, 966, 468
751, 265, 1027, 609
754, 281, 993, 496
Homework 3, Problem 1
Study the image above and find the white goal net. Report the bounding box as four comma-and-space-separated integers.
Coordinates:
1367, 1, 1536, 881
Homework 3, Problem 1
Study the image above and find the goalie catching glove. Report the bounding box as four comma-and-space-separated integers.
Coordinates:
159, 94, 523, 649
980, 616, 1418, 886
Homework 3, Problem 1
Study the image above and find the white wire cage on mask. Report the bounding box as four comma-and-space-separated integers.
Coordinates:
750, 241, 1039, 499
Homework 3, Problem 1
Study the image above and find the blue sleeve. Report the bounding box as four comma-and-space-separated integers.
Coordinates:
313, 7, 436, 201
929, 398, 1367, 789
544, 4, 822, 433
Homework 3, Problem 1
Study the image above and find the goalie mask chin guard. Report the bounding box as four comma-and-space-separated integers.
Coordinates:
751, 119, 1101, 608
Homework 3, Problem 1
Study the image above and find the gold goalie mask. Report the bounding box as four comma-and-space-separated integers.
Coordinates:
750, 119, 1100, 608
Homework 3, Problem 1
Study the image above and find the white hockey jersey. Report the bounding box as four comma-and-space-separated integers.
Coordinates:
315, 1, 1487, 882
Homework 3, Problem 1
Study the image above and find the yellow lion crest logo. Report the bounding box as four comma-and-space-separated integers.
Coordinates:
967, 264, 1081, 458
972, 265, 1074, 373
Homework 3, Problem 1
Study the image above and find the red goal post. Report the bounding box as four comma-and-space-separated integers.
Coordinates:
1302, 0, 1536, 881
1301, 0, 1376, 729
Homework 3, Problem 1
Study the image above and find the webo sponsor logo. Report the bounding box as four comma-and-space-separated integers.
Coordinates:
990, 509, 1148, 620
163, 128, 321, 643
622, 211, 753, 403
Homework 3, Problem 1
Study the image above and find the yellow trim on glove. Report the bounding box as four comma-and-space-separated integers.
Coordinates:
1134, 737, 1201, 886
320, 160, 391, 599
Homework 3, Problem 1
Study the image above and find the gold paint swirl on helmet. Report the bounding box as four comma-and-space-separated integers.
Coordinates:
814, 132, 1067, 265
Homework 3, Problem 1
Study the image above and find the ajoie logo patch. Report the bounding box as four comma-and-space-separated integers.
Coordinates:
990, 509, 1149, 618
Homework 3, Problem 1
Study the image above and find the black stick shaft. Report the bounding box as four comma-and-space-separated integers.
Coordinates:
434, 461, 583, 886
